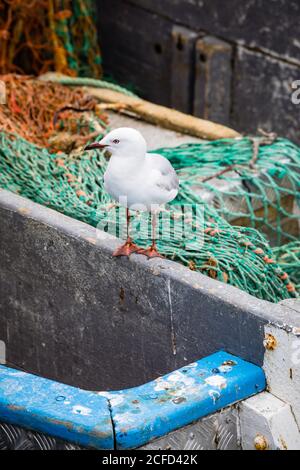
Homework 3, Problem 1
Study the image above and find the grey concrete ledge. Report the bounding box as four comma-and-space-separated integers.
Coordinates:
0, 188, 299, 390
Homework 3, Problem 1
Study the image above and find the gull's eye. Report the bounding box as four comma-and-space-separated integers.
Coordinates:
113, 139, 120, 144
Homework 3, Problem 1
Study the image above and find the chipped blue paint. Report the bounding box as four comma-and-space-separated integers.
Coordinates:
100, 351, 266, 449
0, 366, 114, 449
0, 351, 265, 449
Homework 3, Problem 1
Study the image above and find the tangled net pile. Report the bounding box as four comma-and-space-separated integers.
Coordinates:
0, 0, 101, 77
0, 74, 299, 302
159, 137, 300, 247
273, 242, 300, 294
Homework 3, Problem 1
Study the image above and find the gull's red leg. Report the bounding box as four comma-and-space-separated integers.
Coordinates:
137, 212, 164, 259
113, 208, 140, 257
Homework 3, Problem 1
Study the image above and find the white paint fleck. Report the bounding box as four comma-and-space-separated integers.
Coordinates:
205, 375, 227, 389
110, 395, 124, 406
167, 279, 177, 356
8, 371, 27, 377
218, 365, 233, 373
209, 389, 221, 404
154, 379, 171, 392
293, 39, 300, 49
97, 391, 115, 399
185, 362, 198, 369
72, 405, 91, 416
114, 412, 137, 425
167, 371, 196, 387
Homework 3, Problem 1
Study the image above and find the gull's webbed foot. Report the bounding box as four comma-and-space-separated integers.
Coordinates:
113, 237, 140, 257
137, 244, 164, 259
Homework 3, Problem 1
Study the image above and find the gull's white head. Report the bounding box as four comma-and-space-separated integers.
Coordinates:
85, 127, 147, 158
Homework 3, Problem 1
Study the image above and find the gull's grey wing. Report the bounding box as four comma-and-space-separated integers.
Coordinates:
146, 153, 179, 193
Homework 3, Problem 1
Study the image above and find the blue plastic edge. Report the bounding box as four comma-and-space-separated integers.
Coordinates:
0, 351, 266, 449
0, 367, 114, 449
100, 351, 266, 449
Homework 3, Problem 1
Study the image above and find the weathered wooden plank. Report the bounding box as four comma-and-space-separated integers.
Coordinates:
170, 26, 199, 113
193, 36, 232, 125
95, 1, 300, 141
232, 46, 300, 142
127, 0, 300, 61
97, 0, 173, 105
100, 49, 171, 104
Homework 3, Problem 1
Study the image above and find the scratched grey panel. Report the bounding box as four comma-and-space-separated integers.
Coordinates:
141, 407, 240, 450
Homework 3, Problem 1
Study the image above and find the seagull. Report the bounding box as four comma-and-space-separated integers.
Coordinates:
85, 127, 179, 258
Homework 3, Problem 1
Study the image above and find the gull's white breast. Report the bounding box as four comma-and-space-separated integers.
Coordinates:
104, 152, 179, 211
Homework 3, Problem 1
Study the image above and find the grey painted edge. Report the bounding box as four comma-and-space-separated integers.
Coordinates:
0, 187, 299, 334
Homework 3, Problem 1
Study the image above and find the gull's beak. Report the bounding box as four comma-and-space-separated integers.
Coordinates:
84, 142, 109, 151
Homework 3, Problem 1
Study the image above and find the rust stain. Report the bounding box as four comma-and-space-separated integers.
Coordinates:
119, 287, 125, 302
254, 434, 268, 450
8, 404, 25, 411
263, 333, 277, 351
85, 237, 97, 245
222, 360, 237, 366
279, 436, 288, 450
18, 207, 30, 215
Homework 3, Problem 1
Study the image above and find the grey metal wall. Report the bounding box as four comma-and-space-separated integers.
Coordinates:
96, 0, 300, 143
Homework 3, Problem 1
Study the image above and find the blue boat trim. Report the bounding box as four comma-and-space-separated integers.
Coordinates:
100, 351, 266, 449
0, 367, 114, 449
0, 351, 266, 449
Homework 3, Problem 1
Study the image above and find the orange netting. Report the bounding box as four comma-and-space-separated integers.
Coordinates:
0, 74, 108, 151
0, 0, 102, 77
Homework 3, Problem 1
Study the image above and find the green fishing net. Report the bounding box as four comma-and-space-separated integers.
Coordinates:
158, 138, 300, 247
0, 131, 298, 303
273, 241, 300, 293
